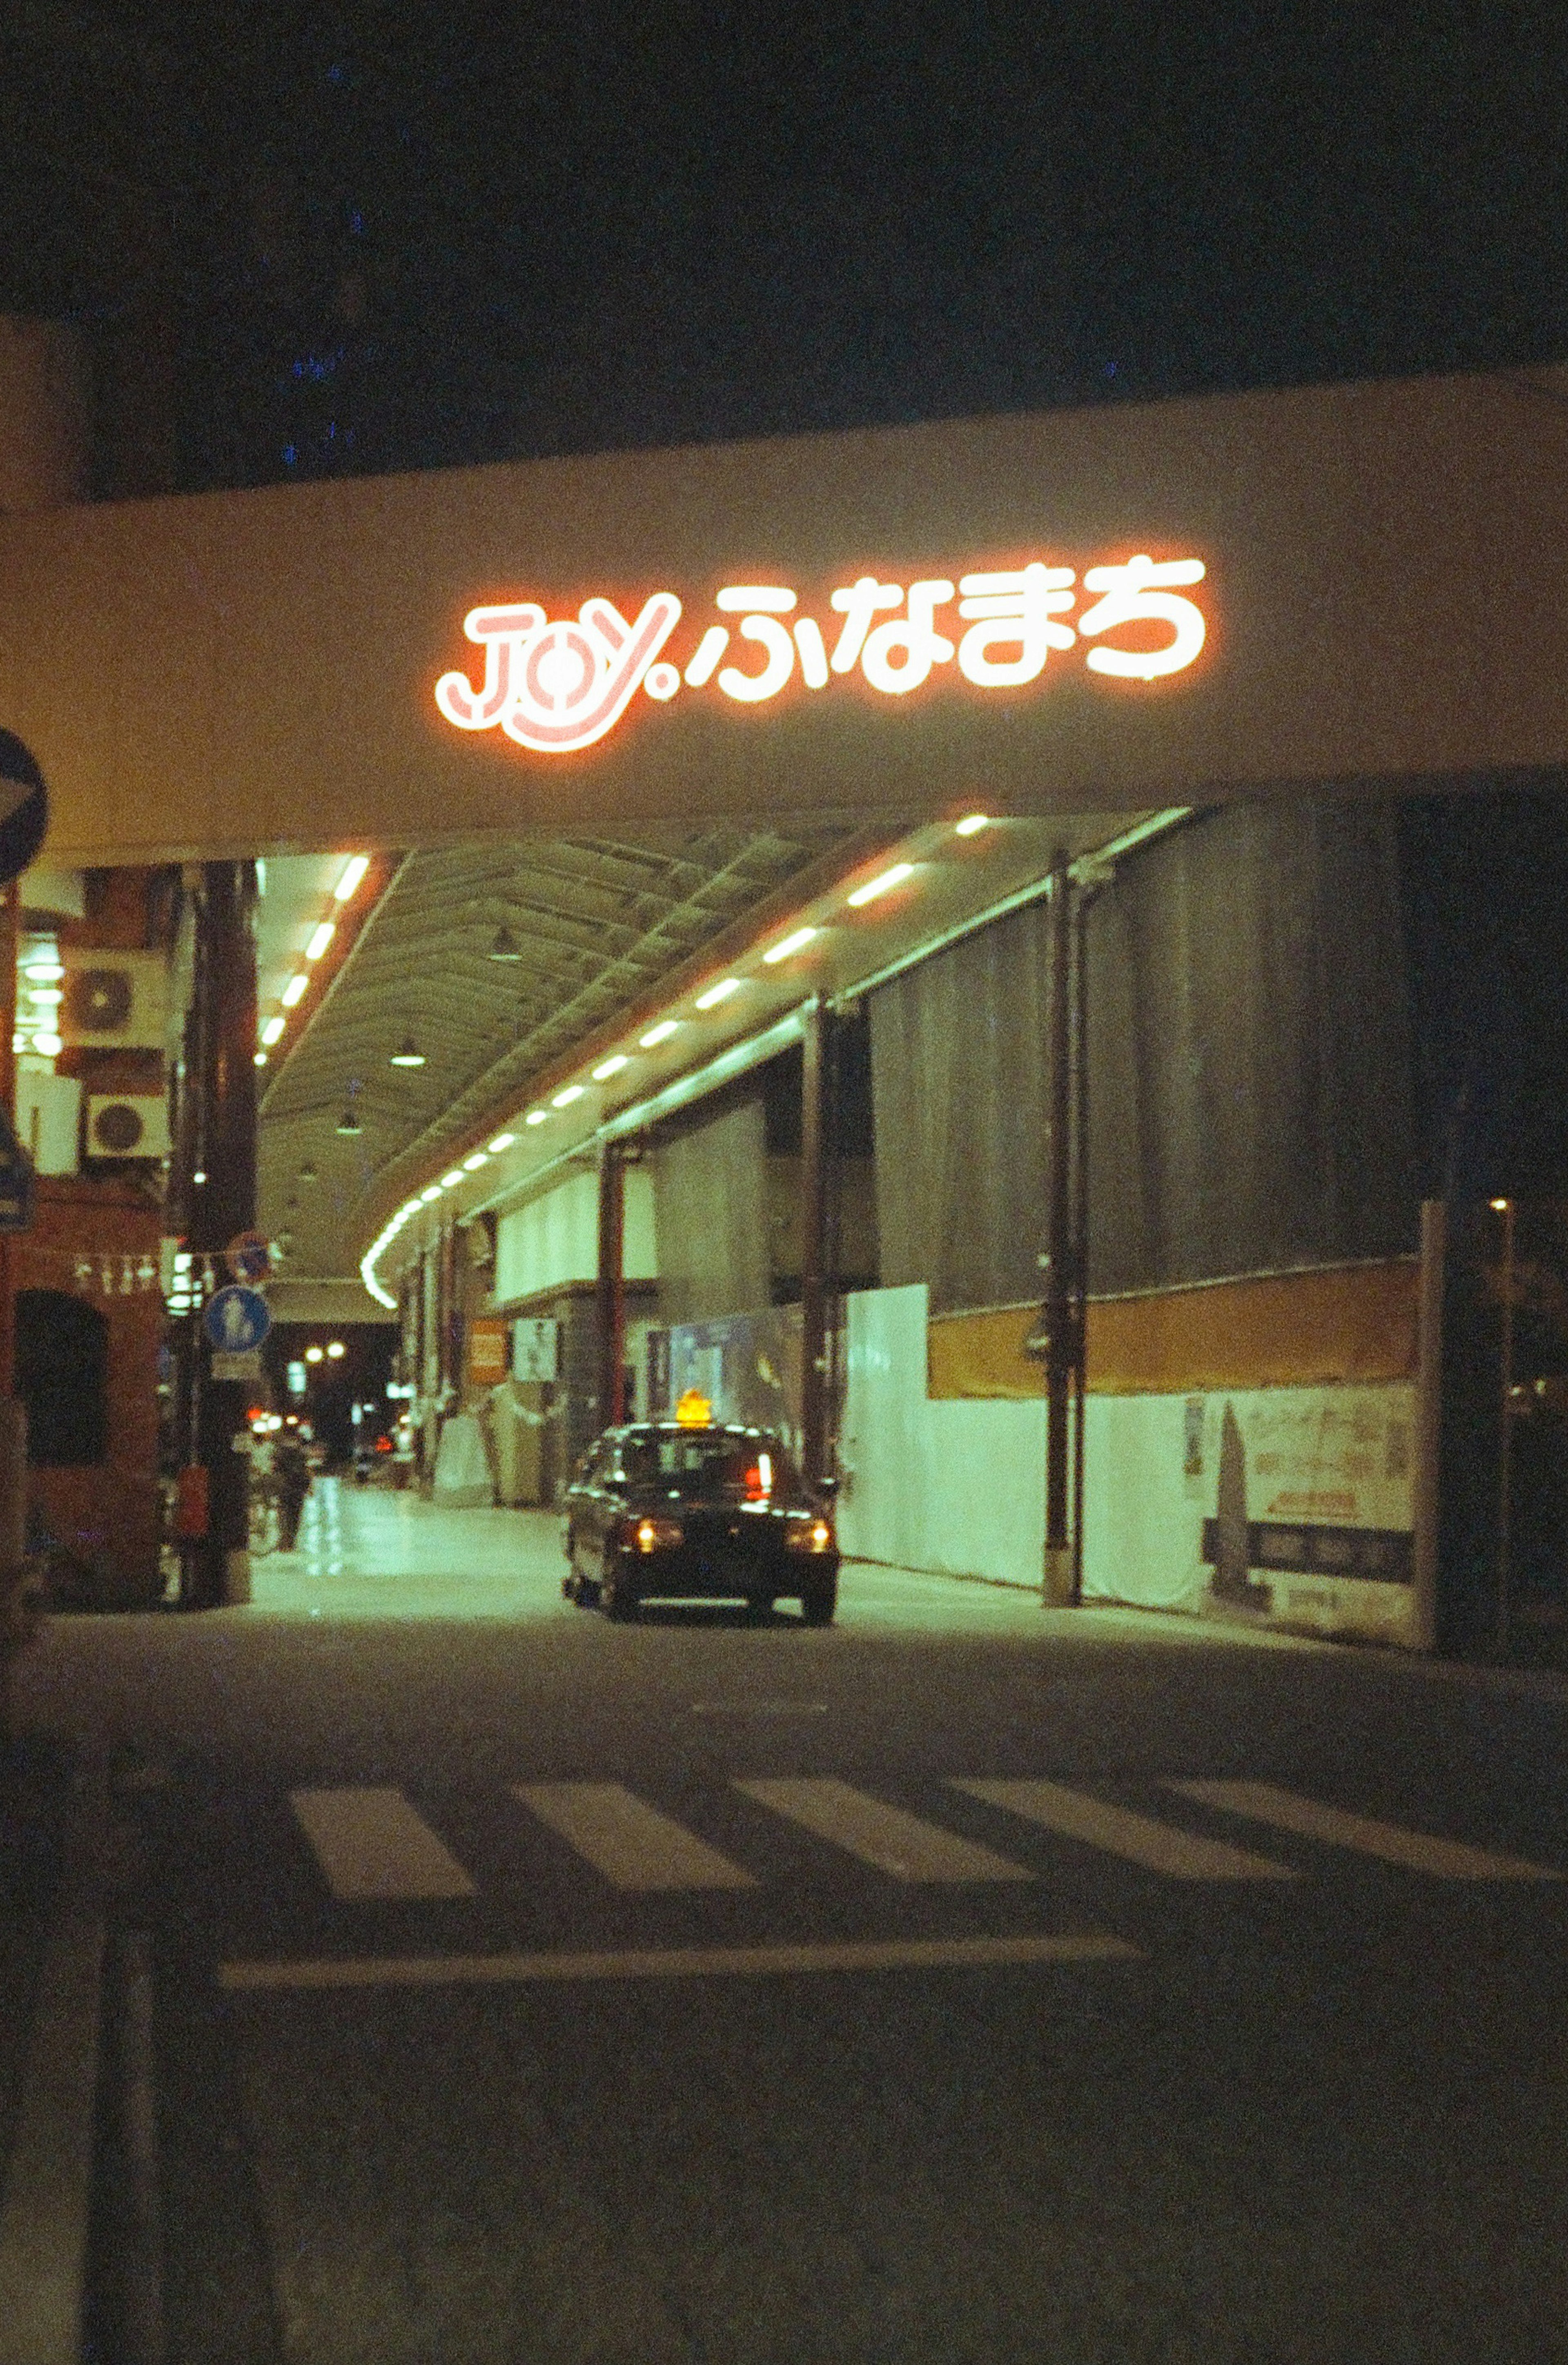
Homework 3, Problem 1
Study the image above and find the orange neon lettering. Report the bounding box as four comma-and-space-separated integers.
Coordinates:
434, 603, 545, 729
861, 580, 956, 696
956, 565, 1077, 687
499, 592, 682, 753
718, 613, 795, 702
434, 548, 1210, 757
793, 617, 830, 688
684, 626, 729, 687
717, 585, 797, 612
828, 577, 902, 673
1078, 557, 1206, 679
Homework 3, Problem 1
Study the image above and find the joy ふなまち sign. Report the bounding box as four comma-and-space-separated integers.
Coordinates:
435, 553, 1210, 757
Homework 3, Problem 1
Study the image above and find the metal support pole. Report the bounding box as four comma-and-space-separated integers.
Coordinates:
1410, 1198, 1446, 1654
595, 1138, 626, 1431
1043, 852, 1073, 1603
800, 998, 829, 1488
1069, 881, 1090, 1606
0, 879, 17, 1405
0, 880, 27, 1721
188, 862, 258, 1608
1496, 1195, 1516, 1659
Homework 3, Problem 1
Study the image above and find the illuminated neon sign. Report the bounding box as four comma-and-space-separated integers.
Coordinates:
434, 554, 1208, 757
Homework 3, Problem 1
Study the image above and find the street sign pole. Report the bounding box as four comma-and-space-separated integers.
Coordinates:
187, 863, 261, 1608
0, 875, 16, 1400
0, 732, 46, 1731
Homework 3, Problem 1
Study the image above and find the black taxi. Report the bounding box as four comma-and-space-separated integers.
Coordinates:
562, 1409, 839, 1624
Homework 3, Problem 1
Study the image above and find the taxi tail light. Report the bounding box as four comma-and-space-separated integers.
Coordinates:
785, 1517, 835, 1553
625, 1514, 684, 1553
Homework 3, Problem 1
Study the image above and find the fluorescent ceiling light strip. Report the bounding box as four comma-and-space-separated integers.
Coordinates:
455, 1008, 810, 1234
1068, 807, 1192, 878
306, 921, 336, 960
261, 1016, 286, 1046
828, 812, 1193, 1017
281, 974, 309, 1007
846, 863, 913, 908
334, 854, 371, 902
602, 1009, 807, 1144
762, 926, 818, 965
639, 1020, 679, 1048
694, 978, 740, 1009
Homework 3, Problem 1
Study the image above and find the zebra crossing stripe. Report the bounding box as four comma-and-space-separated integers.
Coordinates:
512, 1783, 758, 1891
735, 1779, 1032, 1883
951, 1779, 1298, 1881
290, 1787, 477, 1902
1167, 1780, 1564, 1880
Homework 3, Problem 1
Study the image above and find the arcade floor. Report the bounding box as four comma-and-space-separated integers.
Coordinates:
247, 1475, 1295, 1644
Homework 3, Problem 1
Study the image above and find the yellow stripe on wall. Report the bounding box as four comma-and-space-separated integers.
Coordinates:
926, 1259, 1419, 1401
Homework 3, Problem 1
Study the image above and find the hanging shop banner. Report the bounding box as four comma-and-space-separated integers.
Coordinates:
467, 1318, 509, 1386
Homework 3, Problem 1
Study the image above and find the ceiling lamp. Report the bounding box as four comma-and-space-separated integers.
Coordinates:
336, 1107, 362, 1136
488, 925, 523, 962
389, 1036, 426, 1068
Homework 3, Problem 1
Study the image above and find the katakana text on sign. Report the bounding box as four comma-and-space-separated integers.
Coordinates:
435, 553, 1209, 757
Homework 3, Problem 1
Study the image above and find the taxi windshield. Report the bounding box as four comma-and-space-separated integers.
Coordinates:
622, 1434, 801, 1501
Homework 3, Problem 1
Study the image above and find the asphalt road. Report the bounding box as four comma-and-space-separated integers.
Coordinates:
17, 1496, 1568, 2365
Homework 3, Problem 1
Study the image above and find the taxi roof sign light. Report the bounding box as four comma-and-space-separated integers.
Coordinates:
675, 1389, 712, 1427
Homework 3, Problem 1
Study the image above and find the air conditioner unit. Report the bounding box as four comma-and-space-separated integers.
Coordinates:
85, 1095, 170, 1161
16, 1071, 81, 1175
58, 952, 168, 1049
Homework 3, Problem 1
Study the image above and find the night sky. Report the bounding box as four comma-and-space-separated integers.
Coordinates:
4, 3, 1568, 492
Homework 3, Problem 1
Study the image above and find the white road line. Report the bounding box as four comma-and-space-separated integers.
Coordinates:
735, 1778, 1032, 1882
952, 1778, 1299, 1881
1167, 1779, 1564, 1880
513, 1782, 758, 1891
219, 1932, 1139, 1991
290, 1786, 476, 1901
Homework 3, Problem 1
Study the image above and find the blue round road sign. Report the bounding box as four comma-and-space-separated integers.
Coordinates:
0, 731, 48, 887
225, 1229, 272, 1283
204, 1284, 272, 1354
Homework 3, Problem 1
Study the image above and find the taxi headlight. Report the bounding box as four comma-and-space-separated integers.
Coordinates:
785, 1517, 834, 1553
626, 1514, 684, 1553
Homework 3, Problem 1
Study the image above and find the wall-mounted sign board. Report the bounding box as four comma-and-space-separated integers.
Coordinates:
5, 368, 1568, 867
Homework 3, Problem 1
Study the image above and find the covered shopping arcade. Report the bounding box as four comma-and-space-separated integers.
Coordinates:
2, 346, 1567, 1640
